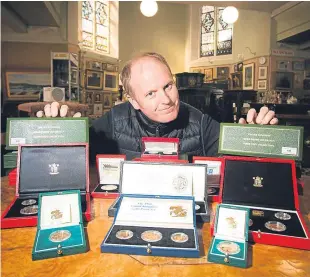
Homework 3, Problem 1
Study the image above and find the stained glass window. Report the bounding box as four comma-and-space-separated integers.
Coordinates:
200, 6, 233, 57
81, 1, 109, 54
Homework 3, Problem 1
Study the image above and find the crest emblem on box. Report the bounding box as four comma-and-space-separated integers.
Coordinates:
49, 163, 60, 175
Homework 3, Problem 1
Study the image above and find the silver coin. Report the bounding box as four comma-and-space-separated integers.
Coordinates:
116, 230, 133, 240
20, 205, 38, 215
171, 232, 189, 243
249, 219, 253, 227
163, 151, 173, 155
172, 174, 188, 192
148, 151, 159, 154
101, 185, 118, 191
141, 230, 162, 243
207, 187, 216, 194
217, 241, 240, 255
265, 221, 286, 232
49, 230, 71, 243
195, 204, 200, 211
21, 199, 36, 206
275, 212, 291, 221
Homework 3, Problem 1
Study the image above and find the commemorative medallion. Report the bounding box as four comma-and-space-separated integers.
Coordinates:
265, 221, 286, 232
171, 232, 189, 243
101, 185, 118, 191
21, 199, 36, 206
216, 241, 240, 255
116, 230, 134, 240
172, 174, 188, 192
49, 230, 71, 243
274, 212, 291, 221
20, 205, 38, 215
141, 230, 162, 243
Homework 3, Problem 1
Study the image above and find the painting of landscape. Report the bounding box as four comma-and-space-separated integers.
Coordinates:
6, 71, 51, 99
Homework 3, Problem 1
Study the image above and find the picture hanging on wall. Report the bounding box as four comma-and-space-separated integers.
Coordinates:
258, 66, 268, 79
292, 61, 305, 71
243, 63, 255, 90
204, 68, 213, 82
216, 67, 229, 80
277, 61, 290, 71
257, 80, 267, 90
231, 72, 242, 90
86, 70, 103, 90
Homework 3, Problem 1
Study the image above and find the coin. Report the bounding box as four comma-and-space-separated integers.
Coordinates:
163, 151, 173, 155
141, 230, 162, 243
21, 199, 36, 206
207, 188, 216, 194
265, 221, 286, 232
116, 230, 133, 240
20, 205, 38, 215
249, 219, 253, 227
274, 212, 291, 221
49, 230, 71, 243
148, 150, 159, 154
172, 174, 188, 192
101, 185, 118, 191
216, 241, 240, 255
195, 204, 200, 211
171, 232, 189, 243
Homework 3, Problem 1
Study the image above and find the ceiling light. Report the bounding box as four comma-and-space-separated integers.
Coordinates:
140, 1, 158, 17
222, 6, 239, 24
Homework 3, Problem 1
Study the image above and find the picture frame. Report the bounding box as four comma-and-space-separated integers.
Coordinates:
103, 92, 113, 108
231, 72, 242, 90
106, 64, 117, 72
86, 70, 103, 90
258, 66, 268, 80
216, 67, 229, 80
71, 68, 78, 85
94, 103, 103, 115
92, 61, 103, 71
234, 64, 238, 73
190, 67, 203, 73
86, 91, 94, 105
294, 72, 304, 89
257, 80, 267, 90
237, 62, 243, 72
103, 71, 118, 92
292, 61, 305, 71
94, 93, 102, 103
5, 71, 50, 100
204, 68, 213, 82
243, 63, 255, 90
277, 61, 290, 71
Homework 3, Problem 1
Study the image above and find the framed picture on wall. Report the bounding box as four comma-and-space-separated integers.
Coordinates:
257, 80, 267, 90
204, 68, 213, 82
103, 93, 113, 108
216, 67, 229, 80
277, 61, 290, 71
243, 63, 255, 90
94, 93, 102, 103
292, 61, 305, 71
103, 71, 118, 92
86, 70, 103, 89
94, 103, 103, 115
71, 68, 78, 85
294, 72, 304, 89
231, 73, 242, 90
190, 67, 203, 73
5, 71, 50, 100
237, 62, 243, 72
86, 91, 94, 105
258, 66, 268, 79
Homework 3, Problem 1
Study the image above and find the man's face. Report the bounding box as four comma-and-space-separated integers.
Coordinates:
128, 57, 180, 123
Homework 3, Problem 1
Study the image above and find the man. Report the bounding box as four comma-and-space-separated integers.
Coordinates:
40, 52, 278, 161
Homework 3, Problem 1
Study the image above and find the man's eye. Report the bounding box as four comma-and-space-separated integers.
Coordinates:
146, 91, 155, 98
165, 83, 173, 91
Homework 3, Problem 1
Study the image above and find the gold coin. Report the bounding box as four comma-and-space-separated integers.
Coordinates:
171, 232, 189, 243
116, 230, 133, 240
20, 205, 38, 215
141, 230, 162, 243
49, 230, 71, 243
217, 241, 240, 255
21, 199, 36, 206
265, 221, 286, 232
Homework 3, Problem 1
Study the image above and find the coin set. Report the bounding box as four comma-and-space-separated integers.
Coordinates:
19, 199, 38, 215
115, 229, 189, 244
250, 211, 292, 232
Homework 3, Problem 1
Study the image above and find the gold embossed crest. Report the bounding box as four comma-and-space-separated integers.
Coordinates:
226, 217, 237, 229
51, 209, 63, 220
253, 176, 263, 187
170, 206, 187, 217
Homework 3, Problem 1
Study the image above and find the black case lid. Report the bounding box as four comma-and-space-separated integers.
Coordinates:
222, 159, 296, 210
18, 145, 87, 195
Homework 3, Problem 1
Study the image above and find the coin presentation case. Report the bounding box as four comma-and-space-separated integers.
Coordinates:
141, 137, 179, 159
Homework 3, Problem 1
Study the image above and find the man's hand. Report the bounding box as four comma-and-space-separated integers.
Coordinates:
36, 102, 81, 118
239, 106, 278, 125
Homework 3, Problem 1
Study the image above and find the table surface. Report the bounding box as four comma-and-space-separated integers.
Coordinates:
1, 176, 310, 277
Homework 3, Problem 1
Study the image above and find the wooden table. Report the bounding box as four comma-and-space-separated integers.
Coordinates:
1, 176, 310, 277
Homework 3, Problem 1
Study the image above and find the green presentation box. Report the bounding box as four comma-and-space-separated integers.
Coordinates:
219, 123, 303, 160
6, 118, 89, 150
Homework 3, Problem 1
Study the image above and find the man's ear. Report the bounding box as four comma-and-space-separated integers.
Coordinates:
127, 93, 140, 110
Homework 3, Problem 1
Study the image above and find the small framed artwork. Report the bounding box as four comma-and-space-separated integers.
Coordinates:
103, 93, 113, 108
103, 71, 118, 92
257, 80, 267, 90
94, 93, 102, 103
294, 72, 304, 89
92, 61, 103, 71
216, 67, 229, 80
231, 72, 242, 90
86, 70, 103, 90
237, 62, 243, 72
70, 87, 79, 102
243, 63, 255, 90
94, 103, 103, 115
277, 61, 290, 71
190, 67, 203, 73
71, 68, 78, 85
204, 68, 213, 82
292, 61, 305, 71
86, 92, 94, 105
258, 66, 268, 79
5, 71, 50, 100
